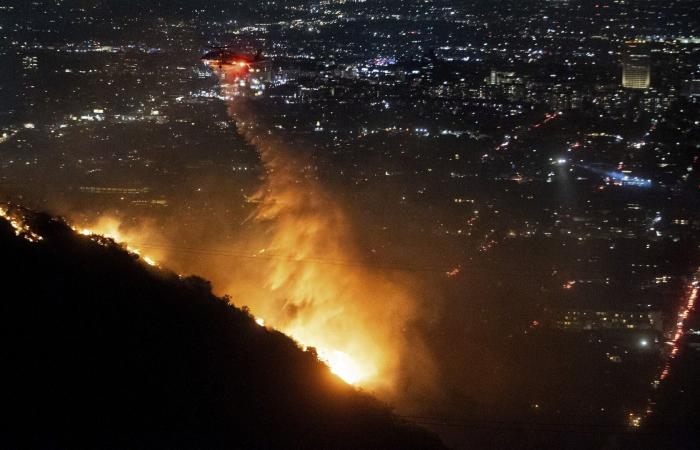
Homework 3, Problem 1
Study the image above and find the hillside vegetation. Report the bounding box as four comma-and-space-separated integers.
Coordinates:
0, 207, 443, 449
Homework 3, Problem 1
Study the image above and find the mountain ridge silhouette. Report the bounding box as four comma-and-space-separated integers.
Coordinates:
0, 206, 444, 450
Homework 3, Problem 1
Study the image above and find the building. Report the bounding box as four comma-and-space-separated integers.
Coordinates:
487, 70, 517, 86
79, 186, 150, 195
682, 78, 700, 98
622, 53, 650, 90
551, 309, 664, 332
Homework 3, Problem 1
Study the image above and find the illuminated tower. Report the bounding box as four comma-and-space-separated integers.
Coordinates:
622, 54, 650, 90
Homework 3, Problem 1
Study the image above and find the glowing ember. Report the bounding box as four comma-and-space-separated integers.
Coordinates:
70, 218, 160, 268
143, 256, 158, 267
0, 205, 44, 243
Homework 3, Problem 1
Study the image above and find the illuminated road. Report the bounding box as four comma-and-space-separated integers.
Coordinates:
493, 111, 562, 151
633, 268, 699, 427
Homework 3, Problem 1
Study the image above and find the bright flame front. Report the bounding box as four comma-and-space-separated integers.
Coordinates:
214, 66, 431, 393
318, 349, 368, 385
72, 217, 162, 269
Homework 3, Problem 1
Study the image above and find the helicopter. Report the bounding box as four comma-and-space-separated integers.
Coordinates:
201, 45, 266, 71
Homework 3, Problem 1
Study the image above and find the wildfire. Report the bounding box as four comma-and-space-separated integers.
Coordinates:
68, 210, 388, 386
234, 136, 409, 387
49, 65, 432, 392
0, 205, 43, 243
0, 204, 162, 267
318, 349, 368, 385
213, 66, 431, 391
2, 203, 372, 385
71, 217, 161, 268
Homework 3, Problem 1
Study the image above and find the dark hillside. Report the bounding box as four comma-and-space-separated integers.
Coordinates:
0, 206, 443, 450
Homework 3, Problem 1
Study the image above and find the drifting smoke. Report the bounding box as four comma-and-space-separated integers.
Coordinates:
216, 70, 435, 397
53, 66, 437, 402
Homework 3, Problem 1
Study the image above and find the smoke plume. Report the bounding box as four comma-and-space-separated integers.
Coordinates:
216, 72, 435, 398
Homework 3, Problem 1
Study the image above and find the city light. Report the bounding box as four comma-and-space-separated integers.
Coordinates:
4, 1, 700, 446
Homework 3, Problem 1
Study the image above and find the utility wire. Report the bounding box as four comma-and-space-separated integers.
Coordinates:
127, 240, 645, 278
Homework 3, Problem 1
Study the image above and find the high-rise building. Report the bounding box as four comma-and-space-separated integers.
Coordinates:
622, 54, 650, 90
487, 69, 516, 86
683, 78, 700, 98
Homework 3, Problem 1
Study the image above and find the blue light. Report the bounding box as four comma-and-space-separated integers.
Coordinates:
577, 164, 652, 188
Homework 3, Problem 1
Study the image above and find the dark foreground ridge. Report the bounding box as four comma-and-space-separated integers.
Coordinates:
0, 206, 444, 450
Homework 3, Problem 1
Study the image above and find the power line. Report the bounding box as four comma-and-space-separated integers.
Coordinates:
127, 240, 618, 278
130, 240, 472, 273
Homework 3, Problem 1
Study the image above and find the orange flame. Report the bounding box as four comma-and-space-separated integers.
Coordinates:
58, 69, 435, 394
71, 216, 163, 268
216, 69, 433, 391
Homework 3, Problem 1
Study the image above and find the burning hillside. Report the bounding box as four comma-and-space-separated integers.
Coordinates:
214, 70, 435, 396
0, 205, 444, 449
